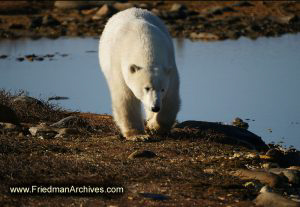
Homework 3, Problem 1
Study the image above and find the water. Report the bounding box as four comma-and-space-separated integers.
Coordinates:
0, 35, 299, 149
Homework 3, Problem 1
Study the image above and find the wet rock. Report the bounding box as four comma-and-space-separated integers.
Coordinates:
29, 125, 58, 139
92, 4, 114, 20
268, 168, 300, 184
50, 116, 87, 128
231, 169, 287, 187
13, 95, 43, 106
255, 186, 300, 207
16, 57, 24, 62
190, 32, 220, 41
0, 55, 8, 59
42, 15, 60, 26
232, 117, 249, 129
139, 193, 170, 201
113, 2, 134, 11
128, 150, 157, 159
0, 104, 19, 125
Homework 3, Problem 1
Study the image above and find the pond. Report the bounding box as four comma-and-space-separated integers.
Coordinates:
0, 35, 299, 149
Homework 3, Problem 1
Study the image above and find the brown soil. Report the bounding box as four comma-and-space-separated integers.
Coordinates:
0, 1, 299, 40
1, 91, 299, 206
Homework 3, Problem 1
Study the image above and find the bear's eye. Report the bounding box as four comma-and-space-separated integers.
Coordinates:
161, 89, 165, 92
145, 87, 150, 92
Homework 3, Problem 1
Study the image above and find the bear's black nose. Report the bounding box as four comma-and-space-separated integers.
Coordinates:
151, 106, 160, 112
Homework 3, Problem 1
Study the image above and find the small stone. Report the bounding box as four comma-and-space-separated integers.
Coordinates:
81, 8, 98, 15
0, 55, 8, 59
92, 4, 114, 20
16, 57, 24, 62
232, 1, 254, 7
113, 2, 133, 11
190, 32, 220, 41
30, 16, 43, 28
42, 15, 61, 26
169, 3, 186, 13
262, 162, 280, 169
203, 168, 214, 174
54, 1, 101, 10
128, 150, 157, 159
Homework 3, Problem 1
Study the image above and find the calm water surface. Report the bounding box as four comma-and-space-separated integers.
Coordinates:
0, 35, 299, 149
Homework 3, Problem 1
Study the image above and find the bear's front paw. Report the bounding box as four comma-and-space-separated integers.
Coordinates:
146, 120, 170, 135
126, 134, 160, 142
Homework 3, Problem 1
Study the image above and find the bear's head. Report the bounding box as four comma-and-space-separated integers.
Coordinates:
125, 64, 171, 113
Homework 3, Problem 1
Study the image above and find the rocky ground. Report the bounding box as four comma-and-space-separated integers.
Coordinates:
1, 90, 300, 207
0, 1, 299, 40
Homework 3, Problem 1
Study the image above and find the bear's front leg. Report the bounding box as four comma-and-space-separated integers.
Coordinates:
111, 89, 158, 142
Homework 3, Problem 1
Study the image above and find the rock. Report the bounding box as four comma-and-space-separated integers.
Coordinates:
16, 57, 24, 62
92, 4, 114, 20
50, 116, 88, 128
232, 1, 254, 7
54, 1, 101, 10
262, 162, 280, 169
268, 168, 300, 184
0, 122, 18, 131
42, 15, 60, 26
139, 193, 170, 201
231, 169, 287, 187
0, 104, 19, 124
175, 120, 268, 150
288, 166, 300, 171
13, 95, 43, 106
113, 2, 133, 11
255, 186, 300, 207
190, 32, 220, 41
9, 24, 25, 29
81, 8, 98, 15
30, 16, 43, 28
269, 14, 298, 24
29, 125, 58, 139
55, 128, 79, 138
169, 3, 186, 13
232, 117, 249, 129
203, 168, 215, 174
48, 96, 69, 101
128, 150, 157, 159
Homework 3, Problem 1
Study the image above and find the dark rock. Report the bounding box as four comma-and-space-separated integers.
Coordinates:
128, 150, 157, 159
232, 1, 254, 7
0, 55, 8, 59
139, 193, 170, 201
9, 24, 25, 30
16, 57, 24, 62
42, 15, 61, 26
30, 16, 43, 28
0, 104, 20, 125
48, 96, 69, 101
175, 120, 268, 150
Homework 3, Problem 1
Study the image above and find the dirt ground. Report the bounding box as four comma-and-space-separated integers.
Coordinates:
0, 90, 299, 207
0, 1, 299, 40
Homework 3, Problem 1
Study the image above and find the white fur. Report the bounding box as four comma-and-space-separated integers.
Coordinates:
99, 8, 180, 138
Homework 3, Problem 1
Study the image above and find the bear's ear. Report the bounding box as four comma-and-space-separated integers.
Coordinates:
130, 64, 142, 74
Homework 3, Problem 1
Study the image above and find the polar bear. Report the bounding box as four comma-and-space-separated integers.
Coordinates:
99, 8, 180, 141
